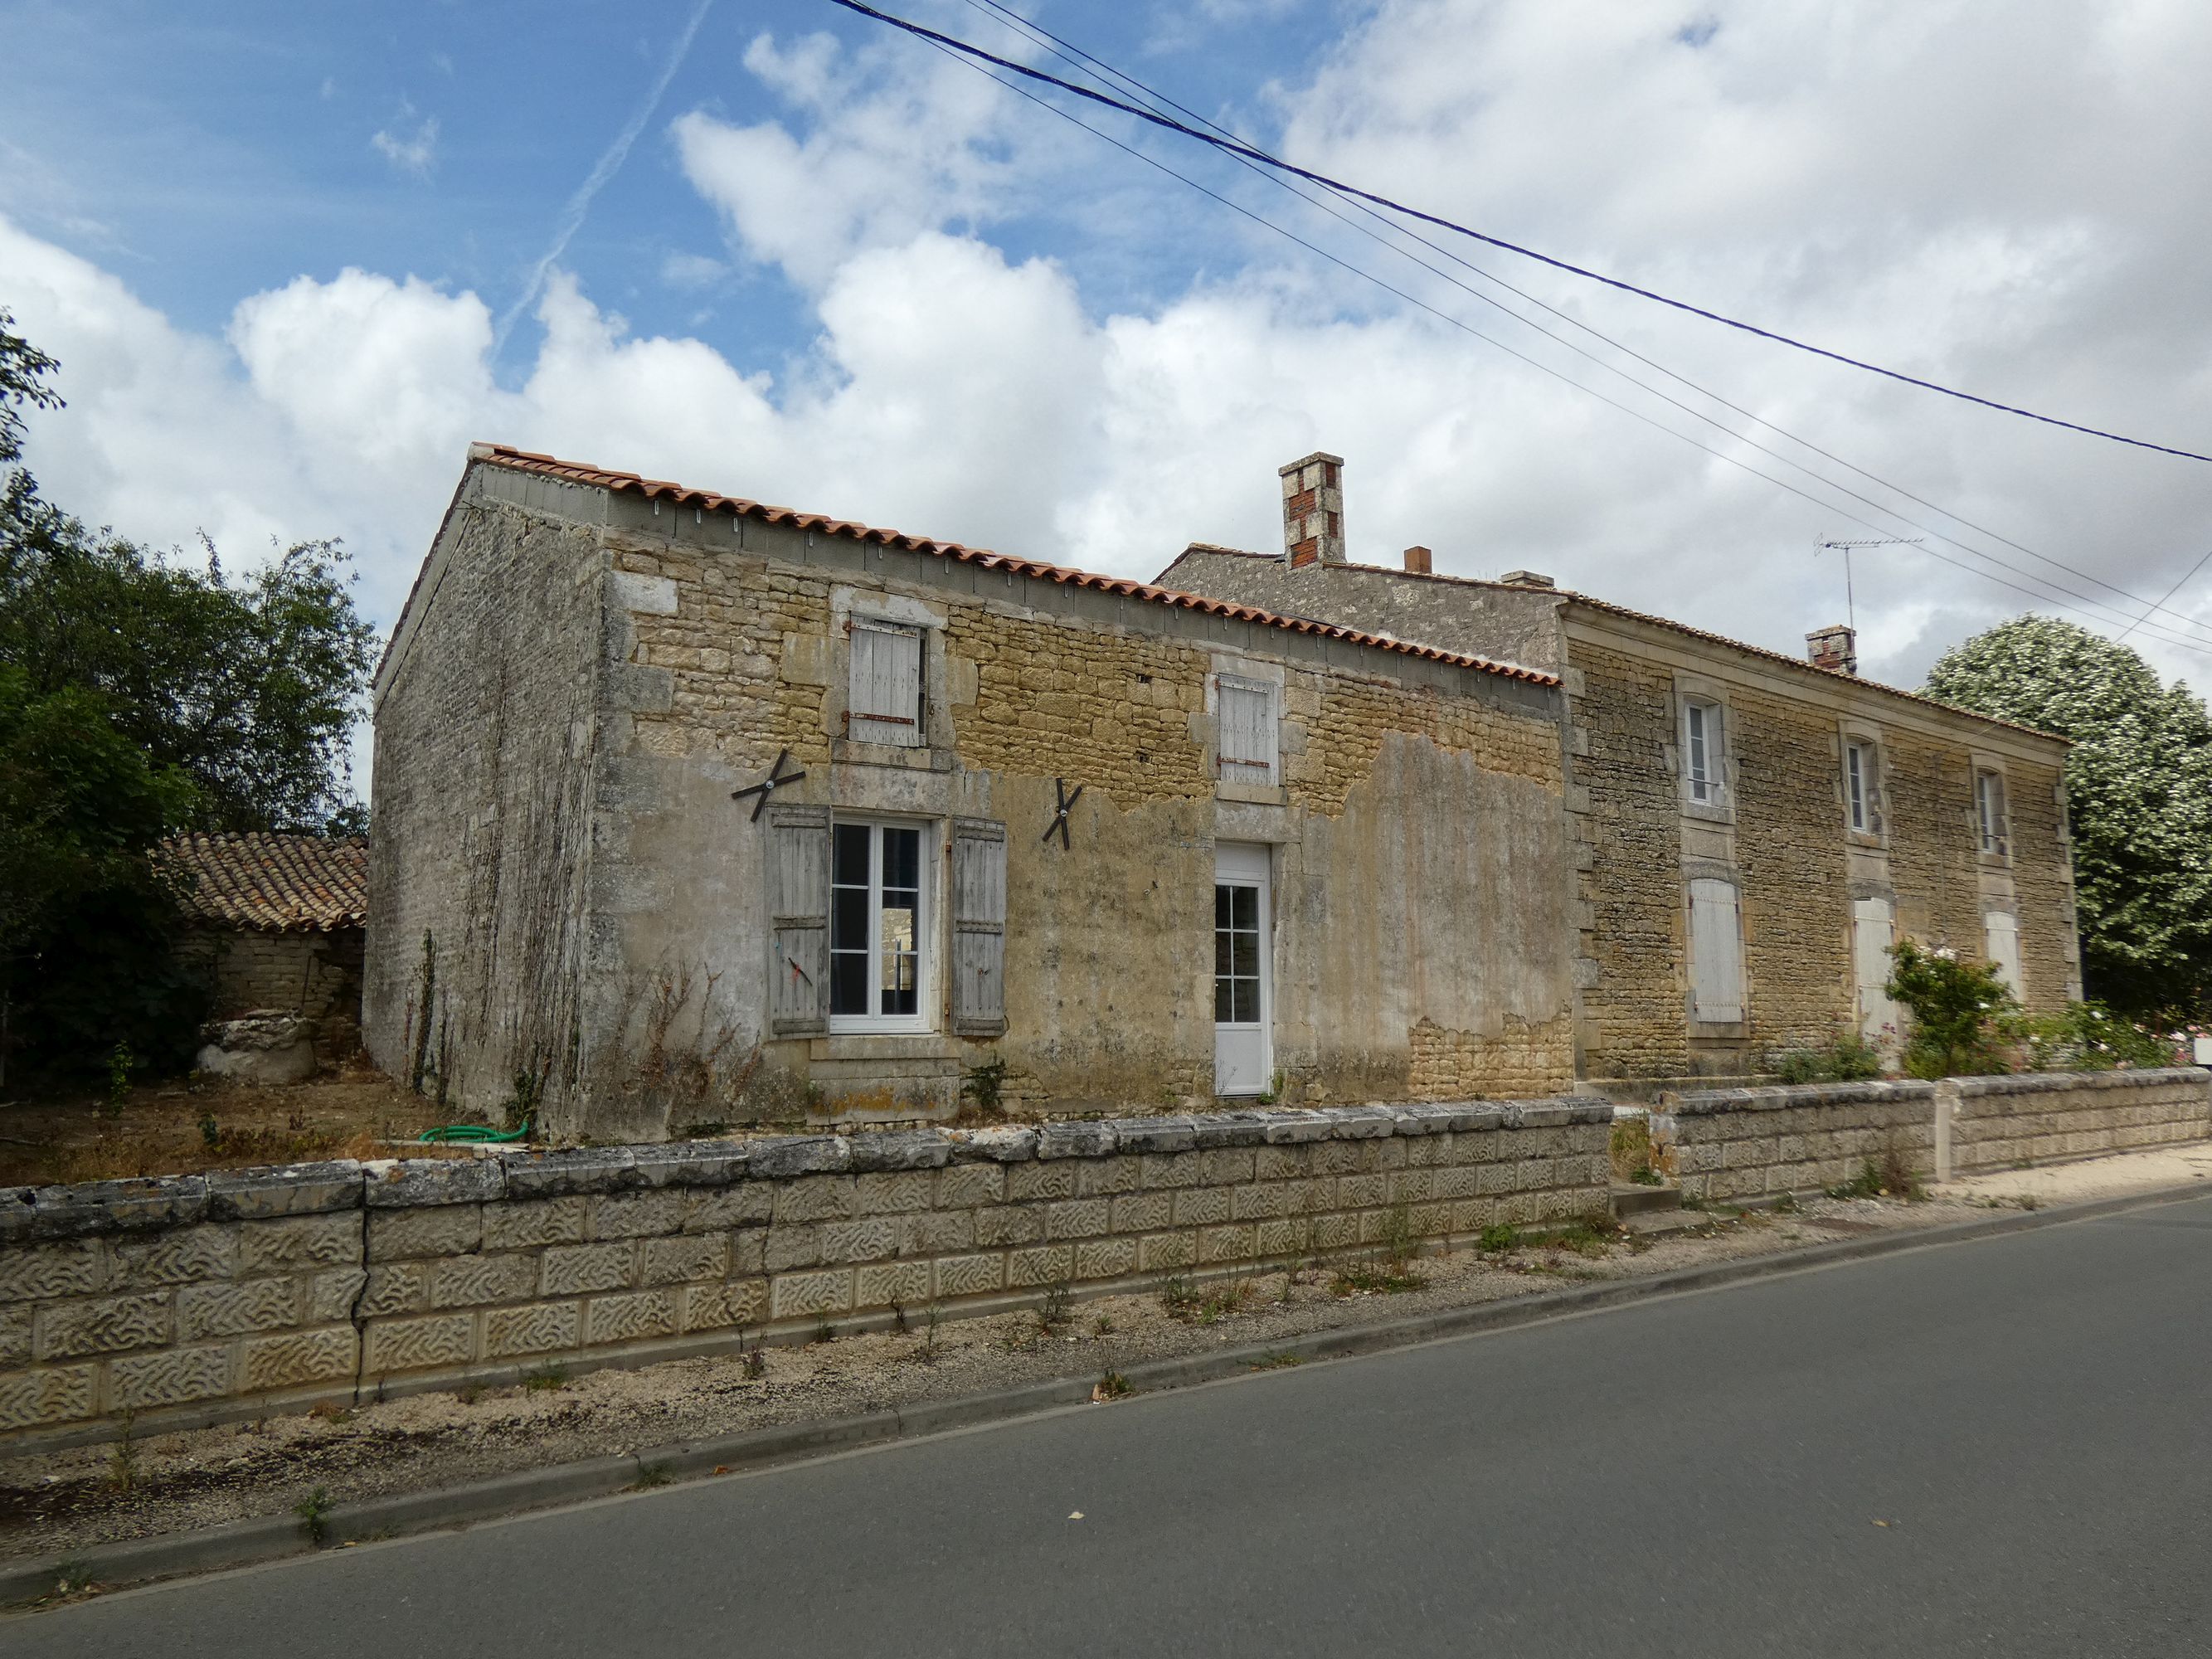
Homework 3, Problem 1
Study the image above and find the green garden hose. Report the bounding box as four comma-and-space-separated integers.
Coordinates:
416, 1118, 532, 1145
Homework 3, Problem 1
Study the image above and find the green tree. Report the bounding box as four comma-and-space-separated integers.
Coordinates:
0, 310, 376, 1078
0, 669, 208, 1082
1923, 615, 2212, 1020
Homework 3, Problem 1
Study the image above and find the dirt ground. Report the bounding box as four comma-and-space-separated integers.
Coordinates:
0, 1177, 2091, 1569
0, 1063, 469, 1187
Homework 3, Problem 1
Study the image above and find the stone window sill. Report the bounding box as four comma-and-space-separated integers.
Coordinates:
832, 738, 955, 772
1681, 800, 1735, 826
1216, 780, 1287, 805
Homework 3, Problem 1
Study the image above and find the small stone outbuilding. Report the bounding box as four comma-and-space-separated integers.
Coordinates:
166, 833, 368, 1057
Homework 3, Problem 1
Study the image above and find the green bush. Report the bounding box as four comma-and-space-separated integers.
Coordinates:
1771, 1029, 1886, 1083
2016, 1001, 2179, 1073
1885, 940, 2017, 1079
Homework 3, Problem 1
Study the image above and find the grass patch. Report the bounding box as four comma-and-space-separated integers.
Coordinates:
522, 1361, 569, 1392
1246, 1351, 1306, 1370
1477, 1223, 1521, 1253
1546, 1218, 1621, 1258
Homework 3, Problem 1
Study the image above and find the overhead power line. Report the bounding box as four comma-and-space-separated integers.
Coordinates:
960, 0, 2212, 647
825, 0, 2212, 469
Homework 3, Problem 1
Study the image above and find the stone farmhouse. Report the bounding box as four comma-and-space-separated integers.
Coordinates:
1162, 454, 2082, 1093
365, 446, 1576, 1141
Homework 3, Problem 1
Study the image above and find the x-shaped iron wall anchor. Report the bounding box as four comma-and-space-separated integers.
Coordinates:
732, 749, 807, 822
1043, 777, 1084, 849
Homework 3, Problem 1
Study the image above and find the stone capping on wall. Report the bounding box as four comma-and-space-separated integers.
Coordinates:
1660, 1079, 1937, 1118
1651, 1067, 2212, 1201
2, 1100, 1612, 1245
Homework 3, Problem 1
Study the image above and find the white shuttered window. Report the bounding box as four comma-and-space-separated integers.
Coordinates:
1985, 911, 2022, 996
1684, 700, 1723, 805
1216, 677, 1278, 784
849, 621, 924, 747
1688, 878, 1744, 1023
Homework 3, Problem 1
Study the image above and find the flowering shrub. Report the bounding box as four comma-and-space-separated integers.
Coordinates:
1884, 940, 2017, 1079
2017, 1002, 2182, 1072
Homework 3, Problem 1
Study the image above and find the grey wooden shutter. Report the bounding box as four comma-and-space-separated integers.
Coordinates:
1985, 911, 2022, 995
850, 621, 923, 747
1689, 878, 1743, 1023
950, 817, 1008, 1037
766, 804, 830, 1035
1217, 679, 1276, 783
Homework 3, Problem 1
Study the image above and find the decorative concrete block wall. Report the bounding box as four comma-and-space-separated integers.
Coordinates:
1942, 1068, 2210, 1178
1660, 1068, 2212, 1201
0, 1099, 1612, 1450
1658, 1081, 1939, 1202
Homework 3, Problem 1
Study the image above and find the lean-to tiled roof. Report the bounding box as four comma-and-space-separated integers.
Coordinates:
1164, 544, 2062, 743
458, 445, 1557, 688
163, 833, 368, 933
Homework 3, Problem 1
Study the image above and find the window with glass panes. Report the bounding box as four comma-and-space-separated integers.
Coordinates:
1845, 740, 1871, 832
1214, 883, 1262, 1023
830, 821, 926, 1026
1684, 700, 1722, 804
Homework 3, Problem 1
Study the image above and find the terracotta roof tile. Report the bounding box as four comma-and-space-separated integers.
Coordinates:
1164, 543, 2063, 743
467, 445, 1558, 688
162, 833, 367, 933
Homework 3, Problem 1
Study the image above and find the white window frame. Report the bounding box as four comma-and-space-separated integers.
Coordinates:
828, 816, 935, 1034
1215, 674, 1281, 786
1683, 698, 1725, 807
1975, 769, 2008, 859
1845, 739, 1872, 834
848, 618, 926, 748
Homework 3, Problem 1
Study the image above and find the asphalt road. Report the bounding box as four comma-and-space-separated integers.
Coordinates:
14, 1194, 2212, 1657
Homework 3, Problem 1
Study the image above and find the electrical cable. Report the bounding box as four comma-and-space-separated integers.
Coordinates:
2118, 546, 2212, 642
825, 0, 2212, 469
963, 0, 2212, 645
888, 27, 2212, 656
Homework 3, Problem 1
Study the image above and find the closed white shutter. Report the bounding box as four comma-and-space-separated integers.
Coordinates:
850, 622, 923, 747
1986, 911, 2022, 997
1217, 679, 1277, 783
1853, 896, 1900, 1043
950, 818, 1008, 1036
1689, 878, 1744, 1023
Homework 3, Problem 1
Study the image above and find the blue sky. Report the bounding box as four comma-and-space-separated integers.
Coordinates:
5, 0, 2211, 703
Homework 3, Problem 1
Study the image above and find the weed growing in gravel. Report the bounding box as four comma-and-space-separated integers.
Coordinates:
812, 1315, 836, 1345
1161, 1276, 1253, 1325
742, 1344, 768, 1380
633, 1462, 673, 1491
1548, 1219, 1621, 1258
523, 1362, 569, 1392
1038, 1280, 1074, 1334
1093, 1370, 1133, 1401
1091, 1312, 1116, 1338
1827, 1150, 1923, 1202
1477, 1223, 1520, 1253
106, 1412, 137, 1492
294, 1486, 333, 1546
1330, 1261, 1427, 1297
1379, 1201, 1417, 1270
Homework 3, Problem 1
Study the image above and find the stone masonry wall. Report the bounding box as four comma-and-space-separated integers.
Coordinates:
1946, 1068, 2210, 1175
1568, 643, 1686, 1078
0, 1100, 1612, 1449
1659, 1080, 1939, 1202
1661, 1068, 2211, 1201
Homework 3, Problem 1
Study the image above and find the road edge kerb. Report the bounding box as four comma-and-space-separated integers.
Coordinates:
6, 1177, 2202, 1610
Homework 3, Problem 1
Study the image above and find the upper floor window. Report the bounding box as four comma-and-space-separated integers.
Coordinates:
829, 819, 929, 1030
1216, 675, 1280, 786
848, 620, 924, 747
1683, 698, 1724, 806
1845, 739, 1874, 833
1975, 770, 2009, 859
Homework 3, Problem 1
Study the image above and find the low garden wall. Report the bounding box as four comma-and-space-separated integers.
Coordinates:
1943, 1068, 2211, 1177
0, 1099, 1612, 1450
1657, 1068, 2211, 1202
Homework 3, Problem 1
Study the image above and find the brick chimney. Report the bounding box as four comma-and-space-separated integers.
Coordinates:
1280, 453, 1344, 568
1403, 546, 1432, 575
1806, 624, 1857, 674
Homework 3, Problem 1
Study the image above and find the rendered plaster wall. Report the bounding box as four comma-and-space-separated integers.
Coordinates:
363, 469, 609, 1126
0, 1099, 1612, 1450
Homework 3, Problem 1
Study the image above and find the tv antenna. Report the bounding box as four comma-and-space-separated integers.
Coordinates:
1816, 538, 1922, 631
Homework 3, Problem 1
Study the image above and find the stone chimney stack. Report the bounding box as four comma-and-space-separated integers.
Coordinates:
1806, 624, 1858, 675
1280, 453, 1344, 568
1403, 545, 1432, 575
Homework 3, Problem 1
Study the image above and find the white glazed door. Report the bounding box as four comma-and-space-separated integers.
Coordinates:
1213, 842, 1272, 1097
